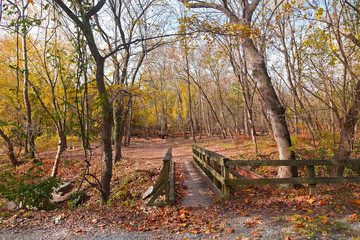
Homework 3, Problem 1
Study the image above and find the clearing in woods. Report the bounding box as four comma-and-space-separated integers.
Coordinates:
1, 135, 360, 239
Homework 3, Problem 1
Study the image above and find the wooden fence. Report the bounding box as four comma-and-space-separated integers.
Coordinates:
192, 145, 360, 197
143, 147, 175, 206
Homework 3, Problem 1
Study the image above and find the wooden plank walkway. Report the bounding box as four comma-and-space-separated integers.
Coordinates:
181, 161, 213, 207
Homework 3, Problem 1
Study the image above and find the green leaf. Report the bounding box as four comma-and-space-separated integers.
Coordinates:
316, 8, 324, 19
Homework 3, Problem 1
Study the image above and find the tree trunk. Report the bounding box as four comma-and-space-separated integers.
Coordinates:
329, 79, 360, 176
23, 32, 35, 159
175, 83, 188, 139
124, 98, 133, 146
0, 128, 17, 166
242, 37, 297, 178
51, 128, 65, 177
114, 92, 125, 162
96, 59, 113, 203
180, 0, 297, 179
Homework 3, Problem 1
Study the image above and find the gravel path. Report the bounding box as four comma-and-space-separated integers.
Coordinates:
2, 213, 360, 240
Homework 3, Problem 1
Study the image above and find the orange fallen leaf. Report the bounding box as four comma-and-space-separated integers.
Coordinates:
296, 223, 305, 228
244, 199, 249, 204
226, 228, 234, 233
76, 229, 85, 234
252, 231, 261, 237
253, 217, 260, 220
351, 200, 360, 206
320, 200, 328, 205
245, 221, 255, 227
285, 236, 296, 240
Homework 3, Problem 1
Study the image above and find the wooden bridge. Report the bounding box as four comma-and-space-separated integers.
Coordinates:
144, 145, 360, 206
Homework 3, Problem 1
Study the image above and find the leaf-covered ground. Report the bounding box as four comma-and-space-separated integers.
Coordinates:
1, 135, 360, 239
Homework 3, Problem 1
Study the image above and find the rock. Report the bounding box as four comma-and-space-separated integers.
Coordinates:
142, 186, 154, 200
54, 182, 74, 196
0, 198, 17, 210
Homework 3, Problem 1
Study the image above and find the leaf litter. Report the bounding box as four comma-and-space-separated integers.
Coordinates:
1, 137, 360, 239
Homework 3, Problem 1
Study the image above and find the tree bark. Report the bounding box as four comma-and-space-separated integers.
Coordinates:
0, 128, 17, 166
51, 128, 65, 177
242, 37, 296, 177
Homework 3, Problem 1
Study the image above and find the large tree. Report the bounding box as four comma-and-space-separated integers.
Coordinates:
52, 0, 114, 203
179, 0, 297, 178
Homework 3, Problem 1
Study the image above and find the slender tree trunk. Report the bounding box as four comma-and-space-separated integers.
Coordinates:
175, 83, 188, 139
23, 32, 35, 159
192, 78, 226, 138
51, 128, 65, 177
124, 98, 133, 146
184, 42, 196, 142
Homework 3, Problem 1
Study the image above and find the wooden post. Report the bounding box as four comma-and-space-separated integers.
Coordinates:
306, 165, 317, 195
213, 160, 220, 187
206, 155, 211, 178
222, 158, 231, 197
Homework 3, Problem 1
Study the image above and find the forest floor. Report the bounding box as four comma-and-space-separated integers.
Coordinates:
1, 135, 360, 239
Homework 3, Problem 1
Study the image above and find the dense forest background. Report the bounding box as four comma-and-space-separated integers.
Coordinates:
0, 0, 360, 203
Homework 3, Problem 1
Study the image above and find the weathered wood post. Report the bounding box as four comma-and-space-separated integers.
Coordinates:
164, 148, 172, 203
222, 157, 231, 197
306, 165, 317, 195
213, 159, 220, 188
206, 155, 211, 178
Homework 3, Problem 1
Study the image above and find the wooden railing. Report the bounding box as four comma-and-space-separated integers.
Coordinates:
192, 145, 360, 196
143, 148, 175, 206
192, 145, 231, 197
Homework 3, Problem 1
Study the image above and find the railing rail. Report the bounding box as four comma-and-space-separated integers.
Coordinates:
192, 145, 360, 196
143, 147, 175, 206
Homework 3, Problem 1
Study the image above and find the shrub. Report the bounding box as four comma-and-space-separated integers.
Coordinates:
0, 163, 61, 210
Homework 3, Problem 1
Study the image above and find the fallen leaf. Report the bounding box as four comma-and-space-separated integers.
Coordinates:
226, 228, 234, 233
320, 200, 328, 205
245, 221, 255, 227
76, 229, 85, 234
306, 199, 315, 204
91, 219, 98, 224
285, 236, 296, 240
351, 200, 360, 206
253, 217, 260, 220
98, 224, 106, 229
296, 223, 305, 228
252, 231, 261, 237
327, 211, 336, 217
